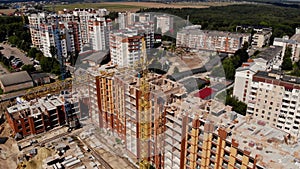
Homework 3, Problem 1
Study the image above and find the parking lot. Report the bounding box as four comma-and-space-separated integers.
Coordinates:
0, 43, 32, 65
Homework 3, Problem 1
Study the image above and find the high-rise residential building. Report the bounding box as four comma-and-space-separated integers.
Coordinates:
155, 15, 173, 34
66, 21, 83, 54
176, 27, 250, 54
118, 11, 137, 29
109, 22, 154, 67
28, 13, 47, 49
246, 70, 300, 136
28, 9, 109, 58
88, 18, 110, 51
112, 71, 185, 168
233, 60, 267, 102
81, 64, 185, 168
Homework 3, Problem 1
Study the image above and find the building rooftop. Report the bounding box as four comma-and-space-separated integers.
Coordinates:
81, 50, 109, 65
0, 71, 32, 87
166, 96, 300, 168
255, 46, 282, 62
291, 34, 300, 42
7, 95, 64, 116
253, 70, 300, 85
194, 87, 215, 100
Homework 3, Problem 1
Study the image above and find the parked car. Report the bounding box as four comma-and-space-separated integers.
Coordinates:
9, 56, 15, 61
12, 61, 23, 68
11, 58, 20, 62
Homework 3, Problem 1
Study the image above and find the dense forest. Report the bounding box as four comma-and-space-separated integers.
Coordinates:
140, 4, 300, 39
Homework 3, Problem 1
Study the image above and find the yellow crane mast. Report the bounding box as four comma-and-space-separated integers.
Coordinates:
137, 37, 151, 169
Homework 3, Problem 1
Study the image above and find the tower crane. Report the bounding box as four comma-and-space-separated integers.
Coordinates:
136, 37, 152, 169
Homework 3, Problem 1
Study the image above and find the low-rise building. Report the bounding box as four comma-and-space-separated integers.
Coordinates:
5, 96, 65, 137
5, 94, 83, 137
0, 71, 33, 93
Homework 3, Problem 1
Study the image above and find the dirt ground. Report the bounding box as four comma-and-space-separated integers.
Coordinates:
0, 122, 18, 169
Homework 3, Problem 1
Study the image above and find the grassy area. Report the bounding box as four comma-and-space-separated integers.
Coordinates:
215, 90, 226, 102
46, 3, 145, 12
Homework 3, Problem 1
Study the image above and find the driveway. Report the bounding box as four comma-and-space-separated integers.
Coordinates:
0, 43, 33, 65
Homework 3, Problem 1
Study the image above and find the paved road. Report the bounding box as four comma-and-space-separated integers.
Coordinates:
0, 43, 32, 65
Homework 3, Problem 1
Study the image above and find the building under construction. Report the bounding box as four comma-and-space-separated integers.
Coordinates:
163, 97, 300, 169
5, 95, 82, 137
94, 68, 186, 168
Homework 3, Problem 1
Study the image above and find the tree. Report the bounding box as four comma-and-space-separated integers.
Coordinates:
173, 66, 179, 74
234, 48, 249, 64
40, 56, 61, 75
22, 64, 36, 73
223, 59, 235, 80
282, 46, 293, 70
50, 46, 57, 58
226, 95, 247, 116
27, 47, 38, 58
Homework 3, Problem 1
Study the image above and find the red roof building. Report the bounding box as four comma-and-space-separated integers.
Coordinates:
194, 87, 215, 99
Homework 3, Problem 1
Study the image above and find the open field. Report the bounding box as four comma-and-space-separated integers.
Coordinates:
0, 9, 16, 15
48, 1, 251, 12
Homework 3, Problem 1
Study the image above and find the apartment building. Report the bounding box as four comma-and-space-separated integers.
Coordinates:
72, 9, 104, 44
28, 12, 47, 49
274, 30, 300, 62
28, 9, 109, 58
252, 29, 272, 48
88, 18, 110, 51
118, 12, 132, 29
165, 97, 300, 169
155, 15, 173, 34
296, 28, 300, 34
176, 27, 250, 53
246, 70, 300, 137
233, 60, 267, 102
109, 22, 154, 67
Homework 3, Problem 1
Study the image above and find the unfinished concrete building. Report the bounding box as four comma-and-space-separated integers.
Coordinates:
94, 68, 186, 168
6, 96, 66, 137
163, 97, 300, 169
